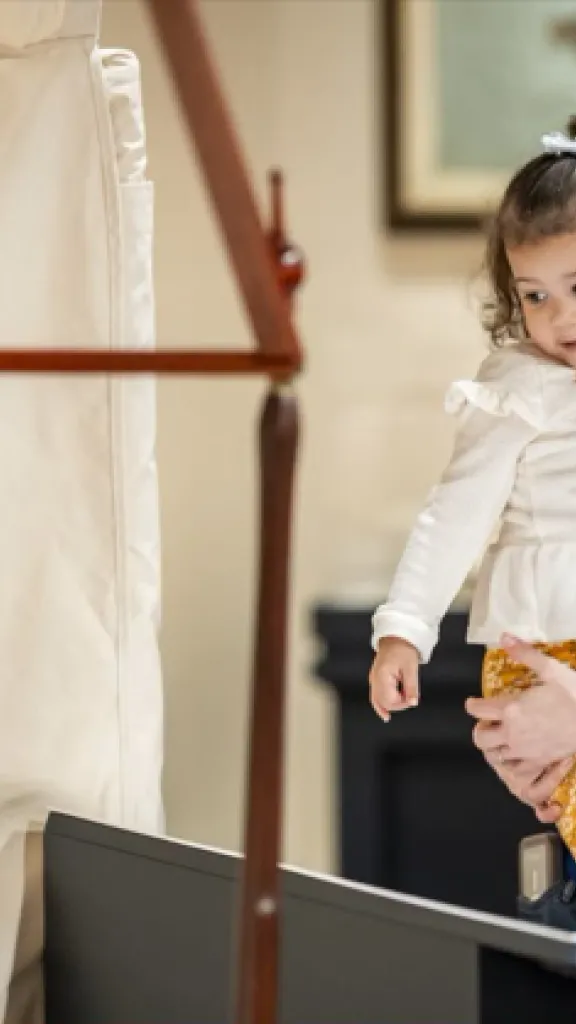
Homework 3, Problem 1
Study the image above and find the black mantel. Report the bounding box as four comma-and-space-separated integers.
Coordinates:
312, 605, 547, 919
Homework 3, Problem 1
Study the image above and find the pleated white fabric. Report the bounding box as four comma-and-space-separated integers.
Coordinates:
0, 2, 163, 1016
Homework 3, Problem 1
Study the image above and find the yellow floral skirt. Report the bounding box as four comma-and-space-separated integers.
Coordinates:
482, 641, 576, 859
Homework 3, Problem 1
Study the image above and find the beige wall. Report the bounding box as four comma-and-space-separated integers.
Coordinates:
101, 0, 487, 874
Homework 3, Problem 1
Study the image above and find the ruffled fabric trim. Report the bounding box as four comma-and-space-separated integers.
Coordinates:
444, 380, 544, 431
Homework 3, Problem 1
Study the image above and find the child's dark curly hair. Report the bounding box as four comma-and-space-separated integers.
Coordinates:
483, 115, 576, 346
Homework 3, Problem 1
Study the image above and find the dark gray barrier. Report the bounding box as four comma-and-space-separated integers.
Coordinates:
44, 812, 576, 1024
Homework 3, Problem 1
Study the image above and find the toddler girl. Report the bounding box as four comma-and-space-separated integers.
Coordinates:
369, 117, 576, 862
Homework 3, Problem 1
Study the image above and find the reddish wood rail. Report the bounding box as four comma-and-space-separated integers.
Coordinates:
0, 350, 296, 378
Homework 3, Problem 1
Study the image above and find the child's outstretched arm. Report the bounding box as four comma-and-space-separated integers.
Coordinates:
370, 354, 544, 720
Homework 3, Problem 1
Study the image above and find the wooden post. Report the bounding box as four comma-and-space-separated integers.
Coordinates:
234, 172, 305, 1024
234, 385, 299, 1024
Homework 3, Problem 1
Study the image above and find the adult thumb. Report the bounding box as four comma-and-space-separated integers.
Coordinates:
500, 633, 555, 684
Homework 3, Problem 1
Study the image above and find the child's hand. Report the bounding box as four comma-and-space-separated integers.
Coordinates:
369, 636, 420, 722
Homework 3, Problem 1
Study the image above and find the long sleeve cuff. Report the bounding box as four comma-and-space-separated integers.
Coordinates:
371, 608, 438, 664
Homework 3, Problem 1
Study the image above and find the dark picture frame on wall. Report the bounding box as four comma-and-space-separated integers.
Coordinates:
382, 0, 576, 233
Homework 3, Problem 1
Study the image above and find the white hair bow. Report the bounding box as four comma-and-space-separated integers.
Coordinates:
541, 131, 576, 155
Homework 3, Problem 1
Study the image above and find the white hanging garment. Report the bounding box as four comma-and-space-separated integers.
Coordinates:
0, 1, 164, 1017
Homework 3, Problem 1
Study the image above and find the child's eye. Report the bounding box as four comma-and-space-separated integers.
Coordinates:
522, 290, 547, 305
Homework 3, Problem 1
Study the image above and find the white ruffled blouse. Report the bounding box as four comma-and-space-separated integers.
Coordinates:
371, 342, 576, 662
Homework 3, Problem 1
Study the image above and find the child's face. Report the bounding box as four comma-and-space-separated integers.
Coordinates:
507, 232, 576, 368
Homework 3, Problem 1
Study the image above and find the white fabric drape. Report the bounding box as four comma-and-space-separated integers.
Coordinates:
0, 1, 163, 1016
